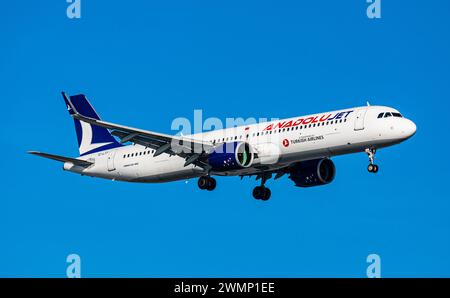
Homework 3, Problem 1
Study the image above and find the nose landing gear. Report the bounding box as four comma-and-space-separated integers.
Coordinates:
365, 148, 379, 173
198, 176, 216, 191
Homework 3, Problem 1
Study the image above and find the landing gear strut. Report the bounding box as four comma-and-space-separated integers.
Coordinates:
198, 176, 216, 191
365, 148, 379, 173
253, 174, 271, 201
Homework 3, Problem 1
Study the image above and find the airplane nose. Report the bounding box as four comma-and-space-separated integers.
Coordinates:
402, 119, 417, 138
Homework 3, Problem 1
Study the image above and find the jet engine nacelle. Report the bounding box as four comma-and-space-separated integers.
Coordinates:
208, 142, 254, 171
289, 158, 336, 187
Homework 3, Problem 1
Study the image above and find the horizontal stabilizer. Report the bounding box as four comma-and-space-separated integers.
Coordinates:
28, 151, 93, 167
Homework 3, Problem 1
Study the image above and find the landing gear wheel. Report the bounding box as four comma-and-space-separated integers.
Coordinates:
206, 177, 216, 191
261, 188, 271, 201
367, 164, 379, 173
198, 176, 209, 190
253, 186, 263, 200
253, 186, 271, 201
198, 176, 217, 191
372, 164, 379, 173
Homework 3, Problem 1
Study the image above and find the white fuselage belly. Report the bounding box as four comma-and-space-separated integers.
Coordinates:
65, 105, 416, 183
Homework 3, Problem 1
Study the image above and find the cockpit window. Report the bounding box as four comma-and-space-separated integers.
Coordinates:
378, 111, 403, 119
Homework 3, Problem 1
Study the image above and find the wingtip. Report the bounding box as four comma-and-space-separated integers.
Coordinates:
27, 150, 39, 156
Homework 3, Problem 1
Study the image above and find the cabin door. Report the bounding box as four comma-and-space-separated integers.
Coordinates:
107, 151, 116, 171
354, 108, 367, 131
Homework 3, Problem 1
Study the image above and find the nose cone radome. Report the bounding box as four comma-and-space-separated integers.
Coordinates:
402, 119, 417, 139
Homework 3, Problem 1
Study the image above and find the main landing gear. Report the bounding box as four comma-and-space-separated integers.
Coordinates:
198, 176, 216, 191
253, 174, 271, 201
365, 148, 379, 173
253, 186, 271, 201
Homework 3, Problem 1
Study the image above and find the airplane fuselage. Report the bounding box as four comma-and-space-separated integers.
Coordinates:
64, 105, 416, 183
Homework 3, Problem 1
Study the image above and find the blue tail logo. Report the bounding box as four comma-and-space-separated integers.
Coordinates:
62, 93, 123, 156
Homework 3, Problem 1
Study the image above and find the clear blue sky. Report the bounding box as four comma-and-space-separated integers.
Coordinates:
2, 1, 449, 277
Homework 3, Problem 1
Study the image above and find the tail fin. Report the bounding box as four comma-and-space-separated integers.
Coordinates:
62, 92, 123, 156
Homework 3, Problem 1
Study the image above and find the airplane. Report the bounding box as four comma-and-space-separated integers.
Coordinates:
29, 92, 417, 201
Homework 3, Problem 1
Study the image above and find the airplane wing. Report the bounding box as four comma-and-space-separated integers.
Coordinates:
63, 93, 213, 169
28, 151, 93, 167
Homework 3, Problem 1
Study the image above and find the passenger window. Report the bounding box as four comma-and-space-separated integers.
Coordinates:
378, 113, 384, 118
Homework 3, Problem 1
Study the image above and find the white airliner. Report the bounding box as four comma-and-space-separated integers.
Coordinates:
29, 93, 416, 201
